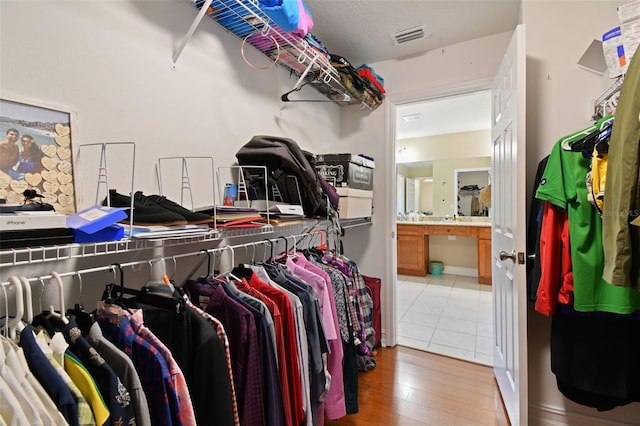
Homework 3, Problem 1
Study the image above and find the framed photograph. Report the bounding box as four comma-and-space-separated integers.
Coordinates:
0, 97, 77, 214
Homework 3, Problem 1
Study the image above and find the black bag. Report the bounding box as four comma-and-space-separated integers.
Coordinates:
236, 135, 329, 217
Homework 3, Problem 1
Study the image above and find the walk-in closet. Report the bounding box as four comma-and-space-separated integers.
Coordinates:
3, 1, 640, 425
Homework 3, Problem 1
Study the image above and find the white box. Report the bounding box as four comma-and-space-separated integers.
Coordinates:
336, 188, 373, 219
1, 211, 67, 230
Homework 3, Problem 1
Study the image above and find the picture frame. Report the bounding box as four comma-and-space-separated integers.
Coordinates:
0, 97, 77, 214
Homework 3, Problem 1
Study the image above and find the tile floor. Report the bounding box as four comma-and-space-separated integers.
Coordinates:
396, 273, 494, 366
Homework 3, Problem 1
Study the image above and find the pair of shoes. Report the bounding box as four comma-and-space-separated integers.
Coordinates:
143, 194, 213, 225
103, 190, 213, 226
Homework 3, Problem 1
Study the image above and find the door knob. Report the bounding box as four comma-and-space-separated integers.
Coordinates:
499, 250, 517, 262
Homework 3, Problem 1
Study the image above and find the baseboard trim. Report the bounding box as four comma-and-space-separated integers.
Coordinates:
529, 403, 637, 426
441, 266, 477, 277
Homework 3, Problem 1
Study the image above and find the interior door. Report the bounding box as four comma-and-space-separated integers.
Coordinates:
491, 25, 527, 425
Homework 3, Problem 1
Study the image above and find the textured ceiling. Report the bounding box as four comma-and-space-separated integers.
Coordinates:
304, 0, 522, 66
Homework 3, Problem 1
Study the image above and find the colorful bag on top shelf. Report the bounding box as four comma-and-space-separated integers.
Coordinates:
196, 0, 265, 38
258, 0, 314, 36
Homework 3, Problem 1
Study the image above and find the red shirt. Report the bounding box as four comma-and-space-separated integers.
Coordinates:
234, 278, 290, 426
247, 273, 304, 426
536, 202, 573, 315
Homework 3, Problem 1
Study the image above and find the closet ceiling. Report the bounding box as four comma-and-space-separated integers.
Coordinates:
304, 0, 522, 66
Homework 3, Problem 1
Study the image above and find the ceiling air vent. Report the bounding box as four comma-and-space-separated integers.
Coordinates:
403, 113, 424, 122
391, 25, 426, 45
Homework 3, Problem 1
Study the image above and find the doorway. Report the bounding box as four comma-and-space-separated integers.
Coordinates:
394, 90, 494, 366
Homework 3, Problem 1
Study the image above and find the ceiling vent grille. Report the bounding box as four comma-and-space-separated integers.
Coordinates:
391, 25, 426, 45
403, 113, 424, 122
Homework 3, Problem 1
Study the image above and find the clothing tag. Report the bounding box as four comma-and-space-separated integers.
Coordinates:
199, 295, 210, 310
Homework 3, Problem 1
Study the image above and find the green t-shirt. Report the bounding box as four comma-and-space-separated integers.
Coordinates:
536, 139, 640, 314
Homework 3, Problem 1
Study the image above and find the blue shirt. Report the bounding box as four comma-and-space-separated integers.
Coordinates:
19, 324, 79, 426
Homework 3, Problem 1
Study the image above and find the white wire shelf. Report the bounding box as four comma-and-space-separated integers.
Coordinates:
0, 217, 342, 268
181, 0, 382, 110
0, 209, 375, 268
340, 217, 372, 229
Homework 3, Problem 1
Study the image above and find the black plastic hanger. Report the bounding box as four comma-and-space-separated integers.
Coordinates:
570, 116, 614, 153
281, 81, 351, 103
594, 125, 613, 153
101, 262, 185, 313
66, 272, 94, 335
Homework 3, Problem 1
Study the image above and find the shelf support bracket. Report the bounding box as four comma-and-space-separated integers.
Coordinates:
172, 0, 215, 68
291, 55, 318, 91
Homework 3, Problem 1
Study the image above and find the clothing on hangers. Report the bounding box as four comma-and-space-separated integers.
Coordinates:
2, 230, 366, 426
182, 277, 265, 426
536, 131, 640, 315
100, 296, 236, 426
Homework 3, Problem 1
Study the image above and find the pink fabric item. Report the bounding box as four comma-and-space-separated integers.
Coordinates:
290, 254, 347, 420
292, 0, 313, 37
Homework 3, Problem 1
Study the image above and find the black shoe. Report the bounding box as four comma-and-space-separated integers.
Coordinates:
103, 190, 188, 226
143, 194, 214, 225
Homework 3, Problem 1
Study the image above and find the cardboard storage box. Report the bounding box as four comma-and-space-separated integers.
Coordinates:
336, 187, 373, 218
315, 154, 374, 190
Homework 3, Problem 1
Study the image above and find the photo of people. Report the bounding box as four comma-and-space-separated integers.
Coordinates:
0, 98, 76, 214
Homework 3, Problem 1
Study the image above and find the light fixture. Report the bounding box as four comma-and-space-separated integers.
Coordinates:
402, 113, 424, 122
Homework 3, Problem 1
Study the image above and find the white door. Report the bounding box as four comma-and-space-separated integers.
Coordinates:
491, 25, 528, 425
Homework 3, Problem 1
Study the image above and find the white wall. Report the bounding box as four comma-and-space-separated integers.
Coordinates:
0, 0, 343, 307
0, 0, 341, 210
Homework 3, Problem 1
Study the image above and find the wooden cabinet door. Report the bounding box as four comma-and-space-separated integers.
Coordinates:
397, 225, 427, 276
477, 237, 492, 284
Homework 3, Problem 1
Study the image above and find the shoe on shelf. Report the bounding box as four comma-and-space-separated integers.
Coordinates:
102, 189, 188, 226
142, 194, 214, 225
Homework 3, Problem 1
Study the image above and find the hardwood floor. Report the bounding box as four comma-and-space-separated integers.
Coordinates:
326, 345, 510, 426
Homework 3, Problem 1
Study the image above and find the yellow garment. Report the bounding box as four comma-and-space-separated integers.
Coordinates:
35, 330, 97, 426
64, 353, 110, 426
591, 148, 608, 213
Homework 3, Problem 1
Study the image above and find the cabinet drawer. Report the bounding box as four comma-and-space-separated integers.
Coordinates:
397, 224, 425, 235
477, 227, 491, 239
428, 225, 474, 237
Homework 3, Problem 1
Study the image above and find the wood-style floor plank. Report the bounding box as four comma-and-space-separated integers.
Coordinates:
326, 345, 510, 426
